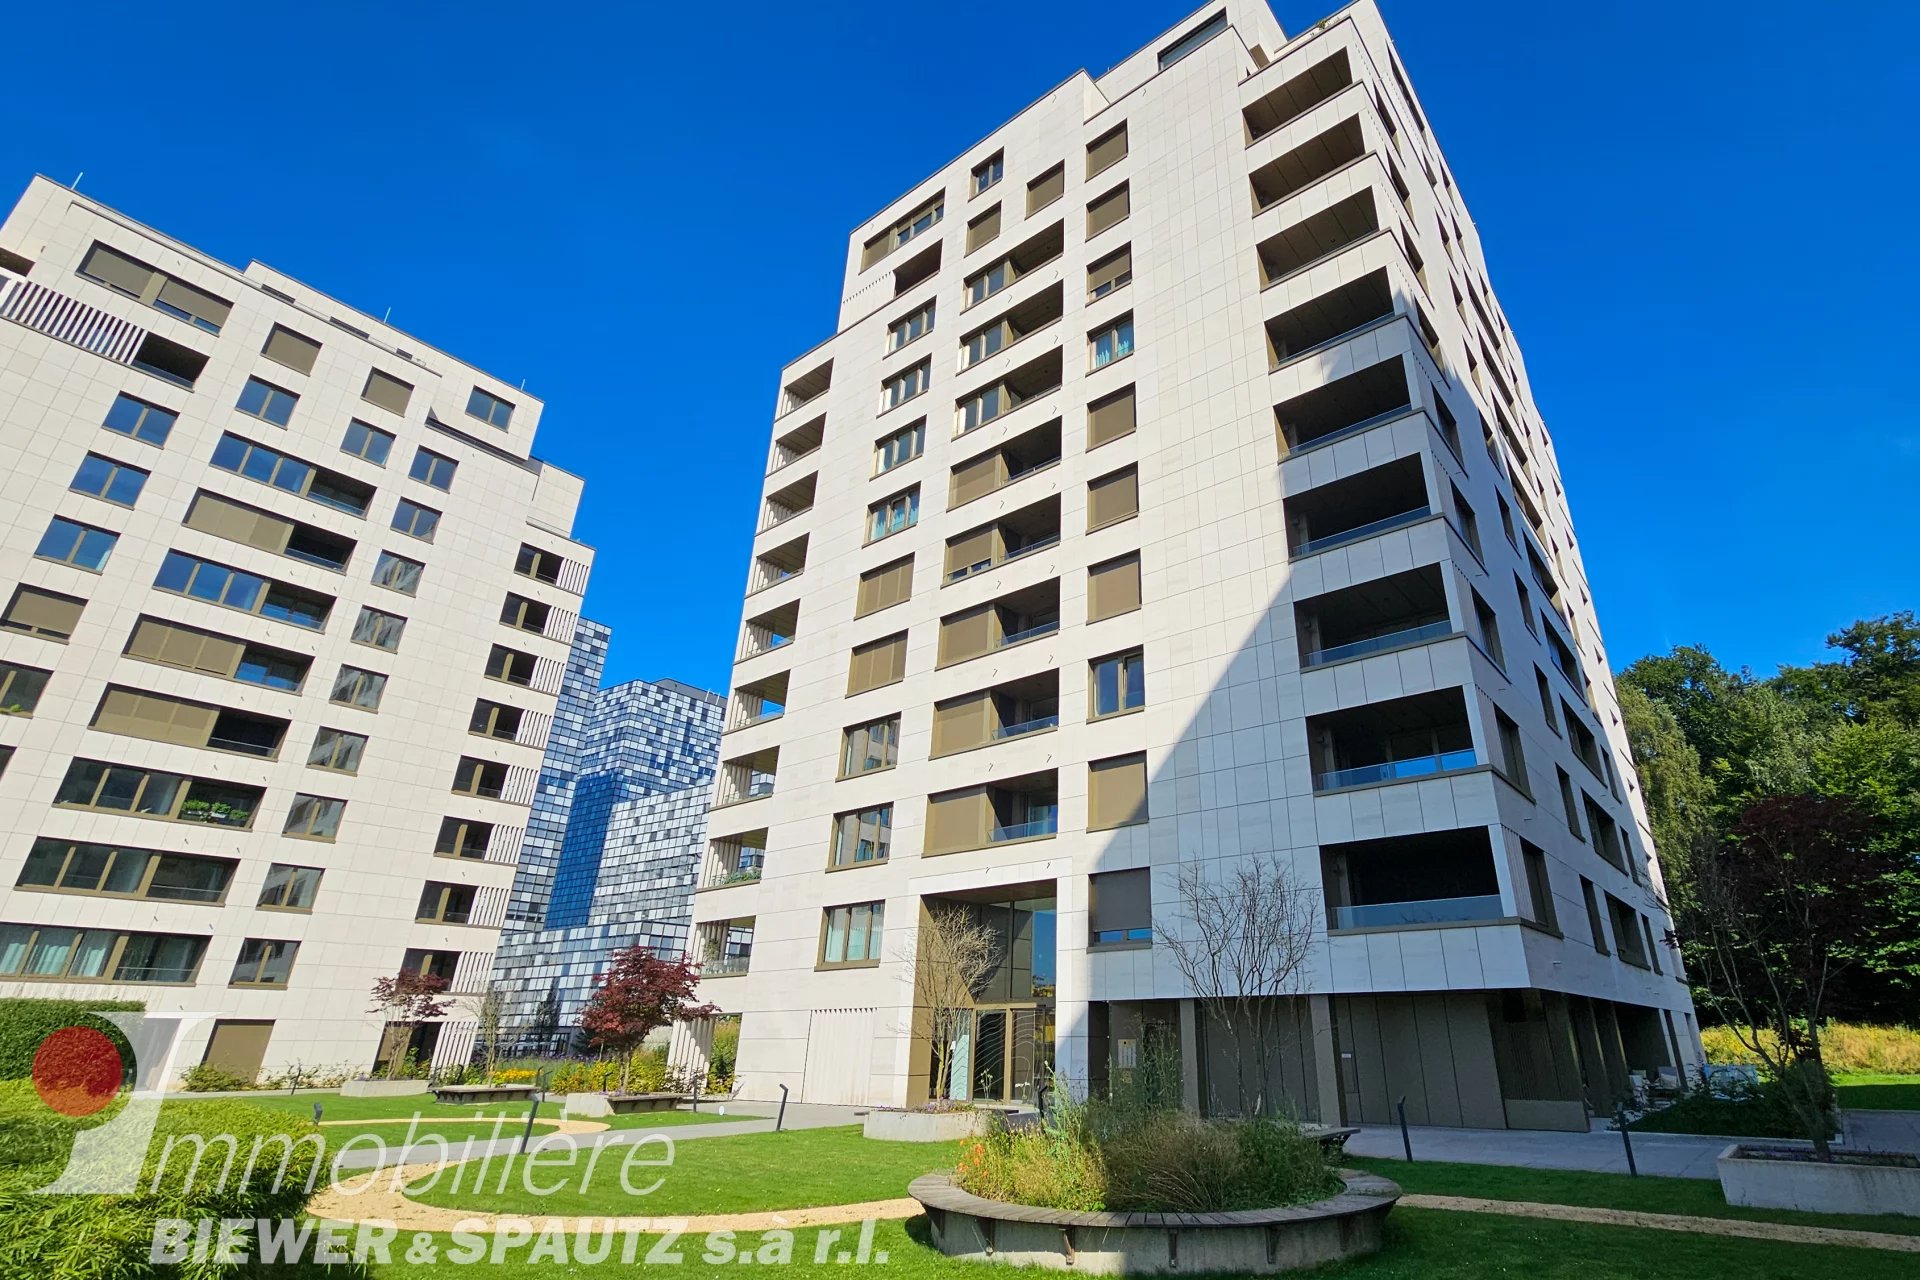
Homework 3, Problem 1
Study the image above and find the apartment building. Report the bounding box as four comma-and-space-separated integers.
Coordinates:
492, 620, 723, 1043
0, 176, 593, 1079
684, 1, 1701, 1128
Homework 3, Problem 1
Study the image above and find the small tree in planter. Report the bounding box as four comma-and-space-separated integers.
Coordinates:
905, 903, 1000, 1104
578, 948, 718, 1095
1682, 793, 1891, 1158
369, 971, 452, 1079
471, 984, 510, 1083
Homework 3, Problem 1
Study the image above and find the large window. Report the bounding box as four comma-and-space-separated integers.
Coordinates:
467, 387, 515, 429
888, 300, 935, 353
36, 517, 118, 571
0, 924, 205, 984
103, 393, 176, 446
341, 420, 394, 465
17, 839, 234, 904
841, 715, 901, 777
883, 360, 931, 411
54, 759, 261, 828
154, 551, 331, 630
972, 151, 1004, 195
124, 617, 308, 692
1088, 753, 1149, 830
283, 794, 345, 841
236, 377, 298, 426
261, 325, 321, 374
410, 448, 457, 491
371, 551, 423, 595
307, 727, 368, 774
1090, 649, 1146, 719
1090, 315, 1134, 369
230, 938, 299, 987
875, 421, 925, 476
867, 488, 919, 542
257, 864, 323, 912
212, 434, 372, 516
1089, 868, 1152, 946
351, 606, 407, 652
1157, 10, 1226, 69
0, 661, 51, 715
2, 586, 85, 640
831, 806, 893, 867
330, 666, 388, 711
71, 453, 149, 506
391, 499, 441, 542
820, 901, 885, 967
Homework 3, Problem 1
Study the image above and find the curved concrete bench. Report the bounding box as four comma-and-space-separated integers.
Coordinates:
908, 1168, 1400, 1275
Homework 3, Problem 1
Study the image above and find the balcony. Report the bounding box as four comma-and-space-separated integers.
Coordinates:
1286, 455, 1430, 559
1243, 48, 1353, 144
933, 670, 1060, 757
926, 769, 1058, 855
1296, 564, 1452, 668
779, 359, 831, 418
697, 918, 755, 978
965, 221, 1064, 312
739, 600, 798, 661
939, 579, 1060, 668
749, 533, 807, 594
715, 746, 778, 808
769, 415, 823, 474
1273, 355, 1411, 457
961, 283, 1064, 370
1321, 827, 1504, 932
957, 347, 1063, 437
760, 472, 817, 532
945, 495, 1060, 583
1264, 267, 1394, 368
951, 418, 1062, 510
1250, 116, 1365, 213
728, 670, 788, 731
1257, 189, 1379, 288
701, 829, 767, 890
1307, 687, 1477, 792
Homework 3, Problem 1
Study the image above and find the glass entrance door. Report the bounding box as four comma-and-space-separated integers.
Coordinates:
972, 1010, 1007, 1101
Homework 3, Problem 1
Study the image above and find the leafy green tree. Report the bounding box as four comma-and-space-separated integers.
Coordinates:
1618, 685, 1714, 916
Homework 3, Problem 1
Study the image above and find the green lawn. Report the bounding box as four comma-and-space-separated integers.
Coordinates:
405, 1125, 963, 1217
1348, 1156, 1920, 1237
1836, 1074, 1920, 1111
367, 1210, 1918, 1279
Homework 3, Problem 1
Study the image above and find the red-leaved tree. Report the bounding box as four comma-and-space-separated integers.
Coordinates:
579, 948, 719, 1094
369, 971, 453, 1079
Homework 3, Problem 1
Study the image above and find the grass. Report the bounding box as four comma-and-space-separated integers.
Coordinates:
1347, 1156, 1920, 1237
211, 1091, 744, 1130
1836, 1074, 1920, 1111
365, 1210, 1920, 1279
405, 1125, 963, 1217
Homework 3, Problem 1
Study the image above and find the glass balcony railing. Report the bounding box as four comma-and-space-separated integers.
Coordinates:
1293, 507, 1431, 559
946, 534, 1061, 583
1316, 748, 1477, 792
704, 952, 752, 977
990, 810, 1059, 842
998, 620, 1060, 648
1091, 926, 1153, 946
1304, 621, 1453, 668
1333, 893, 1503, 931
994, 714, 1060, 740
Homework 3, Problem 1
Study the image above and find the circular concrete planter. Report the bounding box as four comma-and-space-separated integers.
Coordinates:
1718, 1142, 1920, 1216
909, 1169, 1401, 1274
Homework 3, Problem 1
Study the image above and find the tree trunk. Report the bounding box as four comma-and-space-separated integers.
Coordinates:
619, 1050, 633, 1095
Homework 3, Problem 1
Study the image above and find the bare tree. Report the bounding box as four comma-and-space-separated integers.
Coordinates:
1160, 856, 1318, 1117
471, 984, 509, 1083
902, 902, 1000, 1102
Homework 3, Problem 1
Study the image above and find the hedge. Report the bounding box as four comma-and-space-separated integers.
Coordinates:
0, 998, 143, 1081
0, 1079, 336, 1279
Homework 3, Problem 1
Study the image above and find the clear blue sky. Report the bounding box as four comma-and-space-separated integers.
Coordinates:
6, 1, 1915, 690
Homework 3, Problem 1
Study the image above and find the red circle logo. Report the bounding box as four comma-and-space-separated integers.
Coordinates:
32, 1026, 125, 1116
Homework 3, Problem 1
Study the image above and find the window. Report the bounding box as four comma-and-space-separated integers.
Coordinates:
1089, 753, 1149, 829
1158, 10, 1227, 69
1450, 482, 1481, 557
875, 421, 924, 474
417, 882, 479, 925
211, 434, 371, 516
841, 715, 901, 777
2, 585, 86, 640
972, 151, 1004, 195
1521, 840, 1557, 930
36, 517, 118, 571
867, 488, 919, 542
831, 806, 893, 867
307, 727, 367, 774
1091, 649, 1145, 719
342, 420, 394, 465
330, 666, 388, 711
351, 606, 406, 652
1088, 385, 1137, 447
124, 617, 308, 691
1494, 710, 1528, 789
391, 498, 440, 542
1088, 246, 1132, 301
452, 756, 509, 798
1087, 183, 1130, 238
1026, 164, 1064, 215
0, 661, 51, 715
71, 453, 148, 506
966, 204, 1001, 253
470, 699, 524, 741
1535, 667, 1559, 731
1471, 588, 1504, 667
230, 938, 298, 987
54, 759, 261, 828
103, 393, 177, 446
501, 593, 551, 633
436, 817, 493, 859
888, 300, 935, 353
1087, 122, 1128, 178
467, 387, 514, 429
78, 242, 232, 333
362, 369, 414, 415
1581, 877, 1609, 955
883, 360, 930, 411
516, 544, 564, 585
1558, 766, 1583, 838
0, 924, 206, 984
862, 194, 945, 269
1088, 552, 1142, 621
154, 552, 332, 630
372, 551, 423, 595
283, 794, 345, 841
820, 901, 884, 967
856, 556, 914, 618
1090, 868, 1152, 945
1089, 315, 1134, 373
487, 645, 537, 686
257, 864, 323, 911
409, 448, 457, 491
236, 377, 297, 426
1087, 465, 1139, 530
261, 325, 321, 375
17, 839, 234, 904
847, 632, 908, 695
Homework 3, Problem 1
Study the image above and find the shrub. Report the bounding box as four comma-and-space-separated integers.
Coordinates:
1631, 1069, 1834, 1139
491, 1067, 538, 1085
0, 1079, 340, 1279
177, 1062, 254, 1093
0, 998, 142, 1081
1700, 1022, 1920, 1075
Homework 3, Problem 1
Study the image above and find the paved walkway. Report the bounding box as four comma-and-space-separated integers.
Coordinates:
1399, 1193, 1920, 1253
1345, 1120, 1730, 1178
1846, 1109, 1920, 1152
